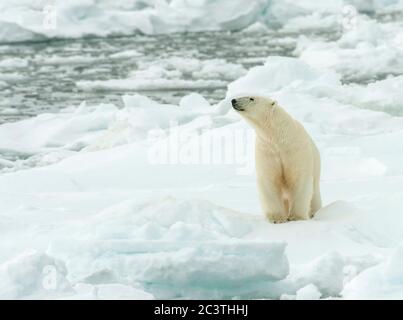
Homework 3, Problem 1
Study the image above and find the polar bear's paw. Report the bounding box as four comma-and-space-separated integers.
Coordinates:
266, 213, 289, 224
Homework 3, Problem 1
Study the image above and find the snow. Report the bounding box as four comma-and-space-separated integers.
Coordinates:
0, 58, 29, 68
47, 197, 288, 298
342, 245, 403, 299
77, 58, 246, 93
296, 16, 403, 82
0, 250, 71, 299
227, 56, 341, 97
291, 252, 346, 297
242, 22, 269, 33
0, 81, 8, 89
35, 55, 99, 66
109, 50, 142, 59
179, 93, 211, 109
1, 0, 403, 43
0, 21, 45, 43
71, 283, 155, 300
77, 78, 227, 92
295, 284, 322, 300
1, 1, 403, 299
1, 53, 403, 298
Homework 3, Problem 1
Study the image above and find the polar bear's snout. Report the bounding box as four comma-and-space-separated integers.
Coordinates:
232, 96, 256, 111
231, 98, 244, 111
232, 96, 277, 119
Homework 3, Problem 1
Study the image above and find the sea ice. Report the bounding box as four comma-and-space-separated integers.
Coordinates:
1, 53, 403, 299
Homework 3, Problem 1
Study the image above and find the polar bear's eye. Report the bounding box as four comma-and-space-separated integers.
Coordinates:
250, 98, 254, 102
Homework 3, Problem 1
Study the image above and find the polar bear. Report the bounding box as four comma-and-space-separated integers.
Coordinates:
232, 96, 321, 223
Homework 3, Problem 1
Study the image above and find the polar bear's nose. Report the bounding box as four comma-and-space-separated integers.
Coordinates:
231, 99, 237, 106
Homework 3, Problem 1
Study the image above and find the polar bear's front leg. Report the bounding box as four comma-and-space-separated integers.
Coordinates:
289, 177, 313, 221
310, 180, 322, 218
257, 178, 288, 223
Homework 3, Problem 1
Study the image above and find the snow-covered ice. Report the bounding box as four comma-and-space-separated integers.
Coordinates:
296, 16, 403, 82
1, 0, 403, 43
1, 52, 403, 298
1, 0, 403, 300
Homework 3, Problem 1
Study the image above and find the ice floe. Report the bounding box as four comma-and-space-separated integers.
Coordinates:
1, 53, 403, 298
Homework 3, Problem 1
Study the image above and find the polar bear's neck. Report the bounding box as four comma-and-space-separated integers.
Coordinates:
253, 105, 298, 147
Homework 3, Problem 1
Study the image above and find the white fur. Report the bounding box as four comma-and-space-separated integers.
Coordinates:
233, 96, 321, 223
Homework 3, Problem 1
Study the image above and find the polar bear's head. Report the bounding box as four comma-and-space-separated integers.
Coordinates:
231, 96, 277, 126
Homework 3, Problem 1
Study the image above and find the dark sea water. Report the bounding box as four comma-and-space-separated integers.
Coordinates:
0, 30, 336, 124
0, 22, 398, 125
